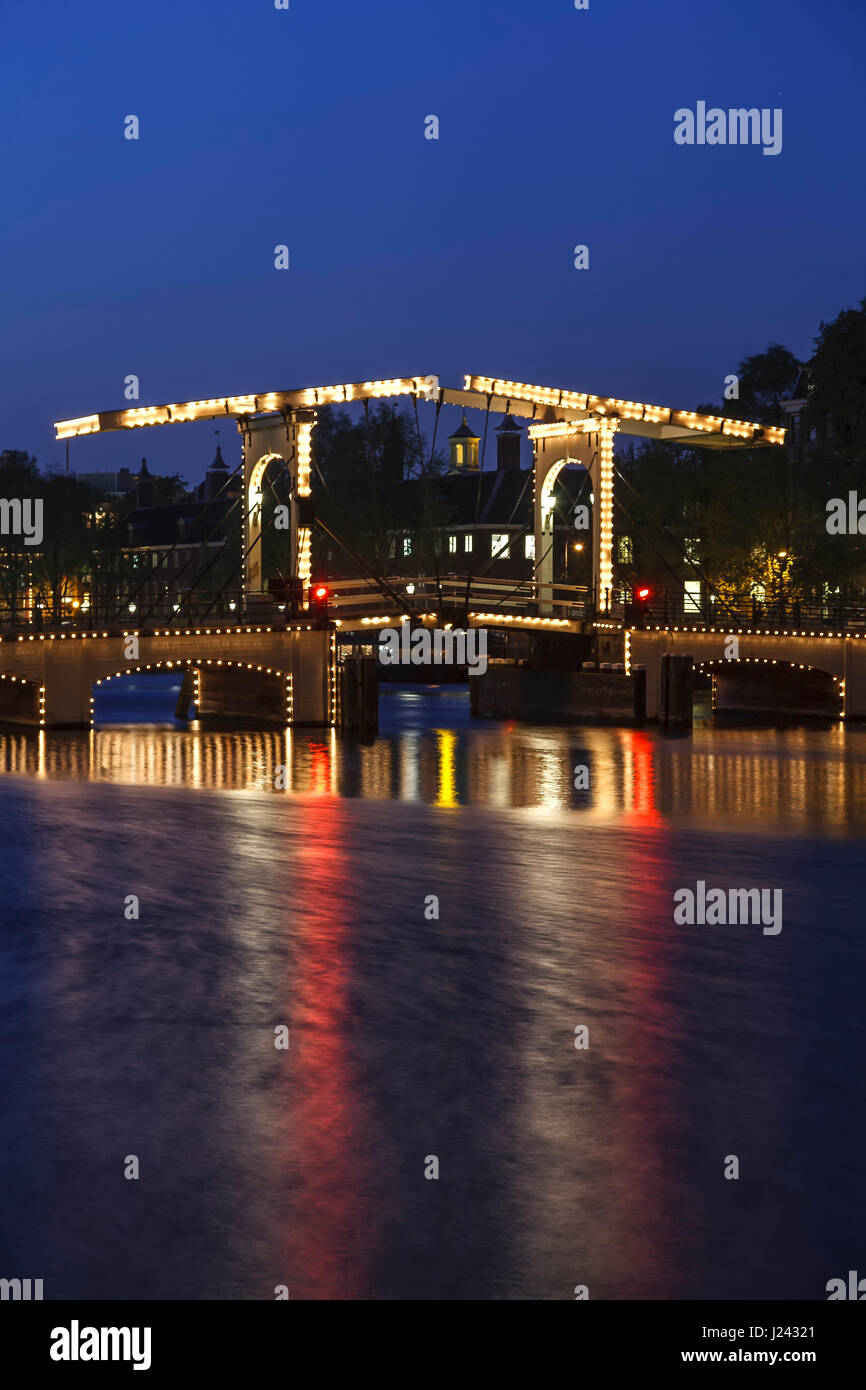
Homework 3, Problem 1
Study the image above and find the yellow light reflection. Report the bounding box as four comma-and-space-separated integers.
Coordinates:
435, 729, 458, 807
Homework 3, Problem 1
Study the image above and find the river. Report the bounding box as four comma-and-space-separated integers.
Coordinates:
1, 677, 864, 1299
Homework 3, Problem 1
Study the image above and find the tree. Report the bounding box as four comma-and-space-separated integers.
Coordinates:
30, 472, 94, 621
803, 297, 866, 457
731, 344, 801, 424
311, 403, 447, 578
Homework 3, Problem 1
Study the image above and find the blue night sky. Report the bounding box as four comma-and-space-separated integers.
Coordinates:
1, 0, 864, 483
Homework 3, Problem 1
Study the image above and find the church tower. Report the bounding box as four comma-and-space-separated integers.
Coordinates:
448, 414, 480, 472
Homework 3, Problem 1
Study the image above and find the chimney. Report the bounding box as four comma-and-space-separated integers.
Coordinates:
495, 410, 522, 471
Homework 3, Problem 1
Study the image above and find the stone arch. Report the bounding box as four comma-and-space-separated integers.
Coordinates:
694, 656, 843, 718
0, 670, 43, 725
93, 658, 295, 725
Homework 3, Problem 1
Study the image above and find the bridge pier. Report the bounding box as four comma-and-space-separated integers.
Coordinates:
42, 643, 92, 728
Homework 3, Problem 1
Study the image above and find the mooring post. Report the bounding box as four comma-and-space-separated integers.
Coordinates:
662, 652, 693, 729
339, 655, 378, 735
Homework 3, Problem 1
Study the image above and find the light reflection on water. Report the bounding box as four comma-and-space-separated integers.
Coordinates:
0, 680, 864, 1300
0, 681, 863, 834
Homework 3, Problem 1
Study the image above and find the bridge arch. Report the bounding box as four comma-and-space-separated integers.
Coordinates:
0, 670, 44, 725
627, 625, 857, 720
538, 455, 585, 523
693, 655, 843, 718
247, 452, 290, 597
94, 658, 295, 724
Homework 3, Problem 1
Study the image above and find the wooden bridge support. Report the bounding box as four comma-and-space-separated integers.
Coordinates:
660, 653, 693, 729
237, 410, 317, 606
339, 656, 378, 735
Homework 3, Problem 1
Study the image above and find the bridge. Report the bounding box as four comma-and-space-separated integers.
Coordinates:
6, 368, 829, 728
54, 371, 783, 619
0, 622, 334, 728
627, 622, 866, 720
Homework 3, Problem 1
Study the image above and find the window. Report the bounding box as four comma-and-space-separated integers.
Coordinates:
618, 535, 633, 565
448, 535, 457, 554
524, 535, 536, 560
684, 580, 701, 613
491, 534, 510, 560
402, 536, 412, 557
464, 535, 473, 553
454, 444, 464, 464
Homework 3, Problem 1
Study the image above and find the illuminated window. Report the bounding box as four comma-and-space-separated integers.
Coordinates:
524, 535, 535, 560
464, 535, 473, 553
684, 580, 701, 613
402, 536, 412, 557
491, 534, 510, 560
454, 444, 464, 464
448, 535, 457, 554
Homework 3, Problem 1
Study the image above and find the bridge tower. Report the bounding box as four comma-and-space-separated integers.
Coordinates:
236, 409, 317, 609
528, 416, 619, 615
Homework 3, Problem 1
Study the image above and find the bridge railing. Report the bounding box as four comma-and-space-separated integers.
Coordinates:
6, 584, 866, 635
621, 593, 866, 632
0, 589, 249, 632
325, 574, 592, 619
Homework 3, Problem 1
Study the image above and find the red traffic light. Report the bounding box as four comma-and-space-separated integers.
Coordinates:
637, 587, 650, 600
314, 586, 328, 600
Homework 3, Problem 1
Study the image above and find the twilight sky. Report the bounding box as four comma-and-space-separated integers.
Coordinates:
1, 0, 864, 484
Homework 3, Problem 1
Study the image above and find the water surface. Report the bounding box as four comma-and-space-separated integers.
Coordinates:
0, 680, 863, 1299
